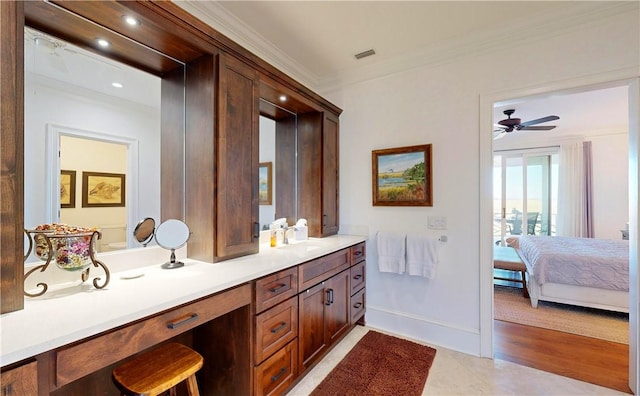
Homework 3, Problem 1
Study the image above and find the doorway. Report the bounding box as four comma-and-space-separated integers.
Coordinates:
46, 124, 139, 250
480, 76, 639, 394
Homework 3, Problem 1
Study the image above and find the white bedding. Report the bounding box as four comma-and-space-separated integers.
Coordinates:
517, 236, 629, 292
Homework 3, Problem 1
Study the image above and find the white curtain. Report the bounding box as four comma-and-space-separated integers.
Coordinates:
557, 141, 594, 237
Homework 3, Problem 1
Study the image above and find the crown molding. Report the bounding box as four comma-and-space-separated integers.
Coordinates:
175, 1, 320, 90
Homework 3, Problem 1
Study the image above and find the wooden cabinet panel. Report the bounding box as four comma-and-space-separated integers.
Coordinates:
350, 242, 366, 264
255, 267, 298, 314
321, 112, 339, 236
298, 249, 350, 291
254, 340, 298, 396
296, 111, 340, 238
298, 281, 328, 372
325, 270, 350, 345
1, 360, 37, 396
350, 260, 366, 296
215, 52, 260, 260
56, 284, 251, 387
255, 297, 298, 364
350, 287, 366, 324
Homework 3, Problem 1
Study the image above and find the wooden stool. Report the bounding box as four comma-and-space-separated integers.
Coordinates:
493, 246, 529, 298
112, 343, 203, 396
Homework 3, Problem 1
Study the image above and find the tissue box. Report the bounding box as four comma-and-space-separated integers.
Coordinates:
294, 226, 308, 241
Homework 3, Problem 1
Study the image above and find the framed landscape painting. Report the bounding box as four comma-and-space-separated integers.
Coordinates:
372, 144, 432, 206
82, 171, 125, 207
258, 162, 272, 205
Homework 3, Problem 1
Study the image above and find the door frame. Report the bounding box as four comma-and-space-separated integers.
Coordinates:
45, 123, 139, 249
479, 69, 639, 394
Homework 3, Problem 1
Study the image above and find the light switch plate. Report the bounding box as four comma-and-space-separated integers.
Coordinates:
428, 216, 447, 230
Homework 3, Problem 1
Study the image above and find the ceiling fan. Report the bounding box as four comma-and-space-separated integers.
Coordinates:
493, 109, 559, 140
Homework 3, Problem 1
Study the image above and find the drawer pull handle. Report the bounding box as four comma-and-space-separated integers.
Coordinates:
167, 313, 199, 329
353, 251, 363, 257
269, 283, 287, 293
353, 302, 363, 309
353, 274, 362, 280
271, 367, 287, 382
325, 290, 332, 306
270, 321, 287, 334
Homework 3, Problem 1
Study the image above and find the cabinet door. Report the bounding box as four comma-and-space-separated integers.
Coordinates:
216, 52, 260, 260
298, 282, 328, 372
1, 360, 37, 396
321, 112, 339, 236
325, 269, 350, 344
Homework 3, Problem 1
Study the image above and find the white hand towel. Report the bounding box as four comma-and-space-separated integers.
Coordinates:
376, 231, 406, 274
406, 234, 440, 279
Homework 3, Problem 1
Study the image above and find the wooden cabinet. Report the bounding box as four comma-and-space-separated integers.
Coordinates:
297, 111, 340, 238
215, 53, 260, 260
185, 52, 260, 262
253, 268, 299, 396
298, 246, 360, 374
1, 360, 37, 396
349, 242, 367, 325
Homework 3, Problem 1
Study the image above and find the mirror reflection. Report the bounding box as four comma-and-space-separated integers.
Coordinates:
23, 26, 175, 255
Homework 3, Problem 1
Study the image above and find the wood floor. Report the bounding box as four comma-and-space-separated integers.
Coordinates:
494, 320, 631, 394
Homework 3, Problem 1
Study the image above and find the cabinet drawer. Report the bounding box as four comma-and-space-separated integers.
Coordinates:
255, 267, 298, 313
255, 339, 298, 396
255, 296, 298, 364
350, 287, 366, 324
350, 260, 366, 295
56, 283, 251, 387
350, 242, 366, 264
299, 248, 350, 291
1, 360, 37, 396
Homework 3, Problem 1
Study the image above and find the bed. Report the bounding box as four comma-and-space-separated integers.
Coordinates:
513, 235, 629, 313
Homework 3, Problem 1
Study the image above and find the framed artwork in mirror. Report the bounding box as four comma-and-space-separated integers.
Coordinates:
82, 171, 126, 208
372, 144, 433, 206
258, 162, 272, 205
60, 170, 76, 208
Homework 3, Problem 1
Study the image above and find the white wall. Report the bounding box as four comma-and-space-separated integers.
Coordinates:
24, 76, 161, 233
325, 10, 639, 354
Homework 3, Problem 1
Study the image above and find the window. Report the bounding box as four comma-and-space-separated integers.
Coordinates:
493, 148, 559, 243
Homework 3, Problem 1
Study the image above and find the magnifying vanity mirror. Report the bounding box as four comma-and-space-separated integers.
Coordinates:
133, 217, 155, 247
154, 219, 190, 269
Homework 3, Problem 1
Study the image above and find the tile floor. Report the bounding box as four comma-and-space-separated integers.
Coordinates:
286, 325, 628, 395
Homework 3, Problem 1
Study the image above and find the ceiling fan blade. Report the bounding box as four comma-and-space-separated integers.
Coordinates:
519, 125, 556, 131
493, 130, 507, 140
519, 115, 559, 127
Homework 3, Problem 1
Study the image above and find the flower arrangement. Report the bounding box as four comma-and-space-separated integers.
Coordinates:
32, 224, 98, 272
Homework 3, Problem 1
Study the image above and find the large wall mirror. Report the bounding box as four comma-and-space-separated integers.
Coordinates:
23, 1, 186, 260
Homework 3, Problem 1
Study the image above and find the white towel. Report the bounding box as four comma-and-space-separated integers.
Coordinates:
376, 231, 406, 274
406, 234, 440, 279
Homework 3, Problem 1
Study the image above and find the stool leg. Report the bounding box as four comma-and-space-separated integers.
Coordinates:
185, 374, 200, 396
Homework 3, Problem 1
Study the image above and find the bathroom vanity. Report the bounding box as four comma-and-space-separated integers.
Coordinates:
1, 236, 366, 395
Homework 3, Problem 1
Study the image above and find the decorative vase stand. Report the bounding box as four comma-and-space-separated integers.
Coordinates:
23, 229, 111, 297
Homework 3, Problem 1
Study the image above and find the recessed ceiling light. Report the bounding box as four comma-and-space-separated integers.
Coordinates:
279, 95, 287, 102
96, 38, 110, 48
112, 82, 123, 88
123, 15, 140, 26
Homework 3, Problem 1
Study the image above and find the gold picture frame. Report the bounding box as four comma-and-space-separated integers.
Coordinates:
60, 170, 76, 208
372, 144, 433, 206
258, 162, 273, 205
82, 171, 125, 208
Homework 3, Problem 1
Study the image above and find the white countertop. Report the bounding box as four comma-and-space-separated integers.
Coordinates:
0, 234, 366, 367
